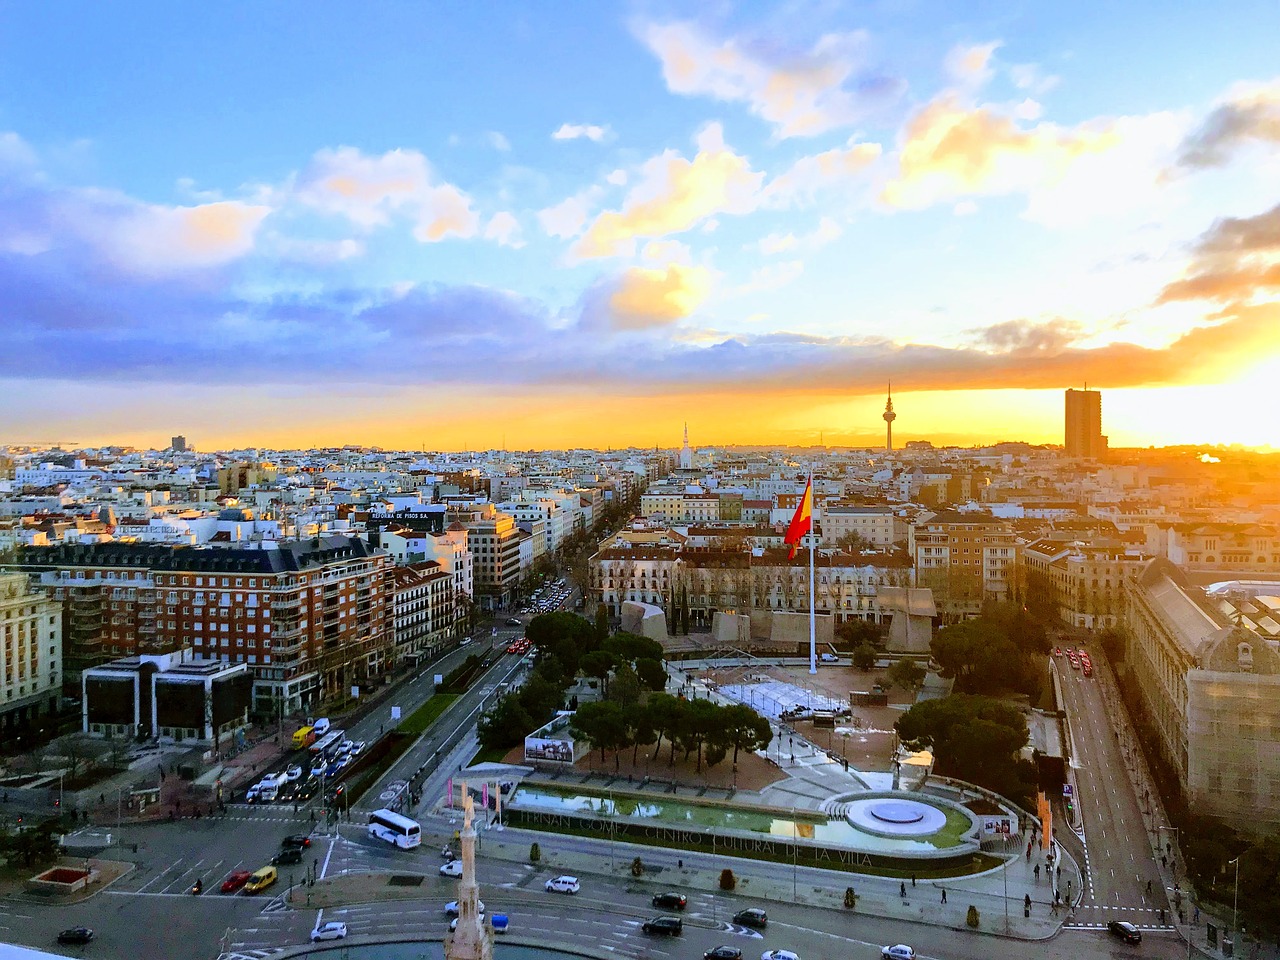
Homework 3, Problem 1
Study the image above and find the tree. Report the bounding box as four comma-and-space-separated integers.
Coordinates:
835, 531, 871, 553
635, 657, 668, 692
570, 701, 630, 771
594, 604, 610, 643
719, 868, 736, 890
895, 694, 1033, 802
836, 618, 881, 648
886, 659, 926, 692
608, 662, 642, 709
644, 694, 682, 763
852, 643, 877, 670
723, 704, 771, 765
478, 694, 536, 750
580, 650, 616, 697
605, 633, 664, 664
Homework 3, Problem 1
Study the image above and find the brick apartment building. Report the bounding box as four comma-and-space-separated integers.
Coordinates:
18, 536, 389, 716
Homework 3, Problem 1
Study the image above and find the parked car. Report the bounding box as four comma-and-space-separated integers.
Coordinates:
220, 869, 252, 893
282, 834, 312, 850
272, 848, 303, 866
733, 908, 768, 928
642, 916, 683, 936
57, 928, 94, 945
881, 946, 916, 960
445, 900, 484, 916
762, 952, 800, 960
651, 892, 687, 910
1108, 921, 1142, 944
311, 921, 348, 941
545, 875, 581, 894
705, 948, 743, 960
440, 860, 463, 877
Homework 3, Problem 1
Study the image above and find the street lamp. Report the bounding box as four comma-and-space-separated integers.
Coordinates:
1003, 852, 1010, 933
1230, 855, 1241, 943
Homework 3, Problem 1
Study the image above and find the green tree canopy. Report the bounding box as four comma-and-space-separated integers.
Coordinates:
851, 643, 877, 670
895, 694, 1033, 800
886, 658, 927, 692
635, 657, 668, 691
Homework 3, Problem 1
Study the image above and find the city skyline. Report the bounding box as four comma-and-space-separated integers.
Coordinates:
3, 3, 1280, 450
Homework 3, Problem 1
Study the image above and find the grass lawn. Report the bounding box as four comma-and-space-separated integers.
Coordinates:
398, 694, 459, 735
469, 744, 511, 765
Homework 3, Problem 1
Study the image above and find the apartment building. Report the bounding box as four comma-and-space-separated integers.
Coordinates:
1124, 559, 1280, 831
389, 561, 455, 666
0, 572, 62, 732
1163, 523, 1280, 574
1021, 537, 1148, 630
822, 505, 896, 547
459, 507, 522, 609
909, 510, 1019, 619
19, 536, 389, 714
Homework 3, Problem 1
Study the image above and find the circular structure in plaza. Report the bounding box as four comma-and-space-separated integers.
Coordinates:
845, 796, 948, 837
869, 801, 927, 824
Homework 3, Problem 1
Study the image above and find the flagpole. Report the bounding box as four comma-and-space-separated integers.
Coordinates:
808, 471, 817, 675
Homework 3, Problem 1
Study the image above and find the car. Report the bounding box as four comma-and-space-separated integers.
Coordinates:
881, 946, 916, 960
220, 869, 252, 893
506, 617, 522, 626
297, 778, 319, 800
445, 900, 484, 915
507, 644, 519, 653
642, 916, 683, 936
58, 928, 95, 945
705, 948, 744, 960
286, 764, 304, 781
545, 875, 581, 894
282, 834, 312, 850
311, 921, 348, 941
819, 652, 839, 663
1054, 646, 1063, 656
733, 908, 768, 928
1108, 920, 1142, 944
1068, 655, 1080, 669
651, 892, 687, 910
1078, 647, 1088, 657
272, 848, 303, 866
310, 758, 329, 777
325, 760, 346, 778
761, 952, 799, 960
243, 866, 277, 893
440, 860, 463, 877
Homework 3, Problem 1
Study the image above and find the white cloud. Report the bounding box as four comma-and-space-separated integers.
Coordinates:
637, 20, 903, 138
484, 211, 525, 248
294, 146, 479, 242
573, 123, 764, 258
945, 41, 1000, 88
762, 139, 881, 208
488, 131, 512, 152
606, 169, 628, 186
1010, 63, 1061, 95
953, 200, 978, 216
552, 123, 610, 142
735, 259, 805, 293
537, 187, 603, 239
755, 216, 843, 255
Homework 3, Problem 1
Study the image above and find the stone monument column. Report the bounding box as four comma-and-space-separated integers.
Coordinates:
444, 781, 493, 960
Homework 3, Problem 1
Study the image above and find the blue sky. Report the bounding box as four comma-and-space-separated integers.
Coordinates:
3, 1, 1280, 449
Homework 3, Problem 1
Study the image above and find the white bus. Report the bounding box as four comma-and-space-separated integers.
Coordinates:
368, 808, 421, 849
309, 730, 344, 756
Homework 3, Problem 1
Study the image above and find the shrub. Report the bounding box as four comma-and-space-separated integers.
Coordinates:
529, 842, 541, 863
631, 856, 644, 877
719, 868, 736, 891
966, 905, 980, 928
844, 886, 858, 909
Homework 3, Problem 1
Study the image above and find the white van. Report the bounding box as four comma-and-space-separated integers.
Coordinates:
312, 717, 331, 737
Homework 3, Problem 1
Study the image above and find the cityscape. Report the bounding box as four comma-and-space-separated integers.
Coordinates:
2, 4, 1280, 960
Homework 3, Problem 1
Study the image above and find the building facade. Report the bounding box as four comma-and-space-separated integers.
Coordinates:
19, 536, 389, 715
0, 572, 62, 731
1064, 388, 1105, 459
389, 562, 456, 666
1124, 559, 1280, 831
908, 511, 1019, 619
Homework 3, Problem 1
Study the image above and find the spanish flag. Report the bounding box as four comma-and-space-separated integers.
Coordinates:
784, 478, 812, 560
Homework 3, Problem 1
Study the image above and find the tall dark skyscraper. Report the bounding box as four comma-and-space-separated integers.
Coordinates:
1064, 388, 1105, 458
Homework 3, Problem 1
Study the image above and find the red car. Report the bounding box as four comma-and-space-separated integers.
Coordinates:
221, 870, 252, 894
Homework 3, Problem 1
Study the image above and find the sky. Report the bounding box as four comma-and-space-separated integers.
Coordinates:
3, 1, 1280, 452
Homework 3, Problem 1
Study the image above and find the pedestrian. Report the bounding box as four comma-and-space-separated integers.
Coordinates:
1146, 879, 1152, 894
941, 887, 947, 904
910, 874, 916, 887
1035, 864, 1040, 880
1162, 855, 1168, 868
1056, 866, 1061, 882
900, 882, 906, 898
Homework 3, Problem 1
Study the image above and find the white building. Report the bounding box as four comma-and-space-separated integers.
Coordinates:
0, 572, 62, 731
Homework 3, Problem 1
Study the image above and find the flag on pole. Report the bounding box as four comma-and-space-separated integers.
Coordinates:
784, 478, 813, 559
482, 782, 489, 811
